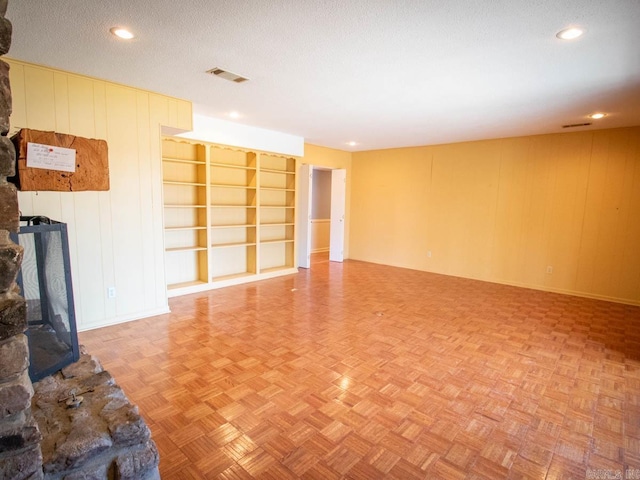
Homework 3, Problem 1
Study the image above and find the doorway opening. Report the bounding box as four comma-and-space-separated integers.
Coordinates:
297, 165, 346, 268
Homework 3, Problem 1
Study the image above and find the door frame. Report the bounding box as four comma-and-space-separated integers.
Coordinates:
296, 164, 346, 268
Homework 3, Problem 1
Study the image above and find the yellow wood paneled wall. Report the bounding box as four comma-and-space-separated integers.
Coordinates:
7, 59, 192, 330
351, 127, 640, 305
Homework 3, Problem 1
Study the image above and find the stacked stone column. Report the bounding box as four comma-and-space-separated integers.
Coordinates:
0, 1, 45, 478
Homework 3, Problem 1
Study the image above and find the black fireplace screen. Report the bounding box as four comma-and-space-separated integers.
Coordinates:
10, 216, 79, 382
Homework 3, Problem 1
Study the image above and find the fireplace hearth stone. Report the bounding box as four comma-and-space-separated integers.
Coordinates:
31, 350, 159, 480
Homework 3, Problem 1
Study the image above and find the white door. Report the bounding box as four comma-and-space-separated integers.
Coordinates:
297, 164, 313, 268
330, 169, 346, 262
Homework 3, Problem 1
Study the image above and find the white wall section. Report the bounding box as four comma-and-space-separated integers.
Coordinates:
174, 114, 304, 157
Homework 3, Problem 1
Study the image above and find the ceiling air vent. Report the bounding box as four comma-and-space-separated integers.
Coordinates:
562, 122, 592, 128
206, 67, 249, 83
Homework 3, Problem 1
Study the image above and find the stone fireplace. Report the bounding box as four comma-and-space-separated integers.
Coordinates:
0, 3, 159, 477
0, 1, 42, 477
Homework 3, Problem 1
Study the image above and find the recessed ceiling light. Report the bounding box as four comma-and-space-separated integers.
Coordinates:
556, 27, 584, 40
228, 111, 241, 119
347, 141, 358, 147
589, 112, 606, 119
110, 27, 135, 40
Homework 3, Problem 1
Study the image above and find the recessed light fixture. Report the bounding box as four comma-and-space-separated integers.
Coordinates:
556, 27, 584, 40
110, 27, 135, 40
228, 111, 241, 119
347, 141, 358, 147
589, 112, 606, 119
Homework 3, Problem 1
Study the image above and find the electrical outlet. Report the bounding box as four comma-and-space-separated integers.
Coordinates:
546, 266, 553, 274
427, 251, 432, 258
107, 287, 116, 298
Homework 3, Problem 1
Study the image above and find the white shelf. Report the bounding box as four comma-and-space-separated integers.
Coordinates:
168, 280, 207, 290
163, 157, 206, 165
163, 180, 207, 187
210, 162, 256, 170
165, 246, 208, 253
210, 224, 256, 229
260, 265, 294, 275
164, 204, 207, 208
165, 226, 208, 231
210, 183, 256, 190
260, 239, 294, 245
261, 168, 295, 175
212, 272, 255, 282
211, 204, 257, 208
211, 242, 257, 248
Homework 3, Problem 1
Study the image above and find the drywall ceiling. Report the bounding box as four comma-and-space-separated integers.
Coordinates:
6, 0, 640, 151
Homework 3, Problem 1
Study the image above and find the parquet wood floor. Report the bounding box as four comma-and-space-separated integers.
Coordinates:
80, 254, 640, 479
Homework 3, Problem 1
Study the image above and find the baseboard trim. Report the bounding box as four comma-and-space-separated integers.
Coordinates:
348, 257, 640, 307
77, 306, 171, 332
166, 268, 299, 298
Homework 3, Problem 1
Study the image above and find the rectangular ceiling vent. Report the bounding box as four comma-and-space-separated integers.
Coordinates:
206, 67, 249, 83
562, 122, 592, 128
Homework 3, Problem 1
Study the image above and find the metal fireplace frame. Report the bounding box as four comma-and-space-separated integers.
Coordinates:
10, 216, 80, 381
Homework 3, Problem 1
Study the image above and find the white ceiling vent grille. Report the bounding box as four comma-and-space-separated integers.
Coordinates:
206, 67, 249, 83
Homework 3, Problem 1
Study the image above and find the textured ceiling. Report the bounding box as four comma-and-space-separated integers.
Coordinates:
6, 0, 640, 151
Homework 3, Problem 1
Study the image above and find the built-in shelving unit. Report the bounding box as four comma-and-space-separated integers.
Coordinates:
162, 141, 209, 291
259, 155, 296, 273
209, 148, 257, 283
161, 138, 297, 296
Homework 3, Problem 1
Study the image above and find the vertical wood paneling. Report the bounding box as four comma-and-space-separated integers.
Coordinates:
167, 99, 178, 129
8, 59, 192, 329
67, 76, 96, 138
576, 129, 640, 300
7, 62, 26, 134
351, 126, 640, 305
53, 73, 70, 134
621, 135, 640, 300
66, 75, 101, 324
610, 130, 640, 300
73, 191, 104, 324
23, 65, 56, 130
93, 80, 117, 321
135, 92, 157, 311
541, 132, 591, 290
388, 149, 431, 270
350, 147, 431, 269
519, 137, 553, 285
491, 137, 530, 283
148, 96, 170, 306
105, 84, 145, 317
177, 101, 193, 131
575, 132, 616, 295
350, 152, 397, 265
429, 141, 501, 279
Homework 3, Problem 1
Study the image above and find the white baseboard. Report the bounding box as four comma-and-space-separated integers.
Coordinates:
77, 306, 171, 332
